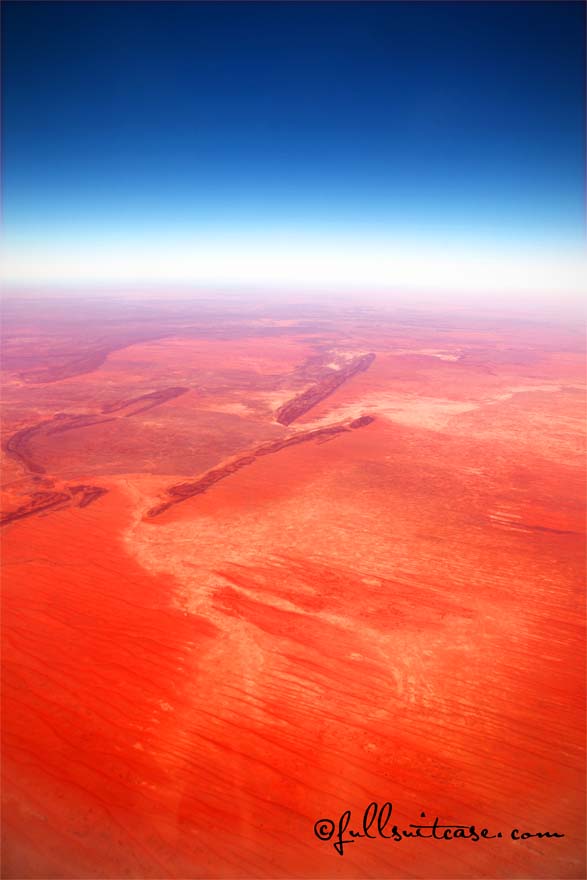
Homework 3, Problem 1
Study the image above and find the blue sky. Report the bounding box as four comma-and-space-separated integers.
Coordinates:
2, 1, 585, 293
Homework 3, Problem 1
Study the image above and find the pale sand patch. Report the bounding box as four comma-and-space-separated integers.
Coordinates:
300, 384, 566, 433
122, 491, 437, 710
120, 471, 520, 716
254, 390, 311, 411
389, 348, 461, 361
329, 349, 371, 361
301, 394, 480, 432
196, 402, 256, 417
489, 384, 562, 402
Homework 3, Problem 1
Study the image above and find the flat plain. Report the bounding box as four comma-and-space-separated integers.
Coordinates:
1, 294, 585, 879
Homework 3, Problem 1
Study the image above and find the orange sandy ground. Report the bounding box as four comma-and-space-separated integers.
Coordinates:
1, 299, 585, 879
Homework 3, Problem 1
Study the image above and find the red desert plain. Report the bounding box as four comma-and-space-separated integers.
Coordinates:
1, 294, 585, 879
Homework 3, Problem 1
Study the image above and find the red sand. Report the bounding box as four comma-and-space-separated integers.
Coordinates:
1, 297, 585, 878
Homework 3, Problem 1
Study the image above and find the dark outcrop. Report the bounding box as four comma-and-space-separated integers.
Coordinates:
146, 416, 375, 519
3, 387, 190, 476
275, 353, 376, 425
101, 386, 189, 416
1, 483, 108, 527
349, 415, 375, 429
4, 423, 49, 474
69, 484, 109, 508
0, 491, 71, 525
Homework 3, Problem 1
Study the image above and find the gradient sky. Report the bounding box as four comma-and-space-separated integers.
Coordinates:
2, 1, 585, 294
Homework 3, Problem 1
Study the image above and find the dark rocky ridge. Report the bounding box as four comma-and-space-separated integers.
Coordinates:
146, 415, 375, 519
275, 353, 376, 425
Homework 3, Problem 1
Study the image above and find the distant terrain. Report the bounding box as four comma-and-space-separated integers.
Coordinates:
1, 294, 585, 879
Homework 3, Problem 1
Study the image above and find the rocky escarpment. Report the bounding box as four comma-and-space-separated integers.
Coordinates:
0, 483, 108, 526
1, 386, 190, 525
145, 416, 375, 519
275, 353, 375, 425
3, 387, 190, 476
101, 386, 189, 416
